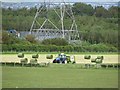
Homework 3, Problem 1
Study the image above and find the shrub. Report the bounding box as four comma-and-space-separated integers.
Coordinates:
2, 43, 118, 52
42, 38, 68, 46
25, 34, 37, 43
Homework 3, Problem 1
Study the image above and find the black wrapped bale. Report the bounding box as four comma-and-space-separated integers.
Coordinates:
30, 58, 37, 64
32, 54, 39, 58
91, 58, 96, 63
20, 58, 28, 64
18, 53, 24, 58
46, 55, 53, 59
96, 56, 104, 60
84, 55, 91, 59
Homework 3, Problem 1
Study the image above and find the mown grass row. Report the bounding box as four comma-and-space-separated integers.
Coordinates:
1, 62, 120, 69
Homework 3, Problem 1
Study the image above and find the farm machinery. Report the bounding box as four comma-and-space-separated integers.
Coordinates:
52, 53, 76, 64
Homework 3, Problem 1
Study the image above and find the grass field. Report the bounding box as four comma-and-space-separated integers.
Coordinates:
2, 64, 118, 88
1, 53, 119, 88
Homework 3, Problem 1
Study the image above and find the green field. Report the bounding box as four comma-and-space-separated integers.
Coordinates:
2, 64, 118, 88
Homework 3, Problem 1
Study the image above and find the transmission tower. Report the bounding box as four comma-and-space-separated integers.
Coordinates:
29, 0, 80, 42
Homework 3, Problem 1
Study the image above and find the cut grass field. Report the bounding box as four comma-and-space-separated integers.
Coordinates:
1, 54, 118, 64
2, 64, 118, 88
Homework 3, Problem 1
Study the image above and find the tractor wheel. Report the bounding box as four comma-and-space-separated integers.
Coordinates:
57, 60, 60, 63
53, 59, 56, 63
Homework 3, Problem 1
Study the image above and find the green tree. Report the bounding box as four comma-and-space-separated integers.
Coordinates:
72, 3, 94, 16
95, 6, 109, 18
2, 31, 18, 44
108, 6, 118, 18
42, 38, 68, 46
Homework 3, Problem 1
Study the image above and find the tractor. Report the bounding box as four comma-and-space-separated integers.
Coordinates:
53, 53, 75, 64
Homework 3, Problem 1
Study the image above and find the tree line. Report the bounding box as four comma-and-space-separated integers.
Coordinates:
2, 2, 119, 30
1, 2, 119, 52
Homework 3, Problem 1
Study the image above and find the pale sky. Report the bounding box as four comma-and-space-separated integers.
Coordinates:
1, 0, 120, 2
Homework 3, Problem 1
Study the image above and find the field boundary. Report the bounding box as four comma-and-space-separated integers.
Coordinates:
1, 52, 119, 55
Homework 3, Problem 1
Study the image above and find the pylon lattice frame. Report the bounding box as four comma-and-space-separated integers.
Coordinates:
29, 0, 80, 41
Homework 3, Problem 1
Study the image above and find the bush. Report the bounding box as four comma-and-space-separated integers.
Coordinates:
25, 34, 37, 43
2, 31, 19, 44
2, 43, 118, 52
42, 38, 68, 46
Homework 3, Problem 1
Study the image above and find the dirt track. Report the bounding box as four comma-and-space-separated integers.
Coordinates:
1, 54, 118, 64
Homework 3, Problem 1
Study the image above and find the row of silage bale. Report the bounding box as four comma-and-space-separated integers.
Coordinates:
84, 55, 103, 63
17, 53, 28, 66
17, 53, 53, 66
18, 53, 51, 67
17, 53, 39, 66
84, 55, 104, 68
30, 54, 39, 66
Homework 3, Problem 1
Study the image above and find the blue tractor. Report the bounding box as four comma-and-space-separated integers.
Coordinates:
53, 53, 75, 64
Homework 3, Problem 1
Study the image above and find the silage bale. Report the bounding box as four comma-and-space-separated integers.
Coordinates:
46, 55, 53, 59
32, 54, 39, 58
96, 56, 104, 60
20, 58, 28, 64
30, 58, 37, 64
84, 55, 91, 59
66, 56, 71, 63
18, 53, 24, 58
91, 58, 96, 63
95, 59, 102, 63
72, 61, 76, 64
70, 56, 76, 64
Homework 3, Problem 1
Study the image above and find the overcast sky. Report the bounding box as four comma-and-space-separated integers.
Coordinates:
1, 0, 119, 2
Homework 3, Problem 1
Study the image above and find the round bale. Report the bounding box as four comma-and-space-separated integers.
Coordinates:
30, 58, 37, 64
46, 55, 53, 59
18, 53, 24, 58
91, 58, 96, 63
32, 54, 39, 58
95, 59, 102, 63
97, 56, 104, 60
84, 55, 91, 59
20, 58, 28, 64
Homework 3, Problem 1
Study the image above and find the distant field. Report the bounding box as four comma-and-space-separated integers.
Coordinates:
2, 65, 118, 88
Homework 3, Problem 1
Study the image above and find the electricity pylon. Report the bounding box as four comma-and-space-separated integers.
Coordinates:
29, 0, 80, 42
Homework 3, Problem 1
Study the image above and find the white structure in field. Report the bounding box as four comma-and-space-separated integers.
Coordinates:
29, 0, 80, 42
